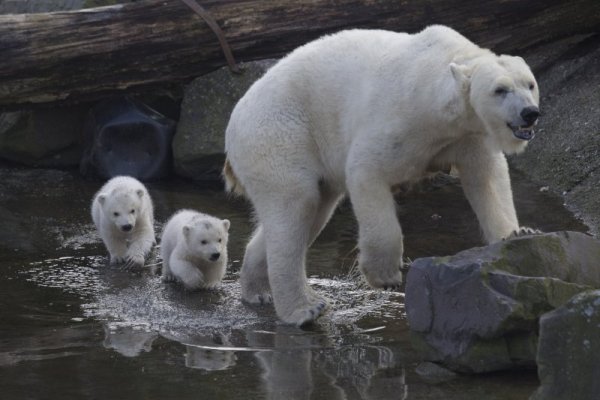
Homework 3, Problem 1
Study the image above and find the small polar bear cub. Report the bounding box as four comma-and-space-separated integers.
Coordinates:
160, 209, 230, 290
91, 176, 156, 268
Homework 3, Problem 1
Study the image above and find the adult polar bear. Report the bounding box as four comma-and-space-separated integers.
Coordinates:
224, 25, 540, 326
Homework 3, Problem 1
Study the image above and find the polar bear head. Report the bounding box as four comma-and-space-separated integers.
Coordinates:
183, 217, 230, 263
98, 188, 145, 233
451, 55, 540, 154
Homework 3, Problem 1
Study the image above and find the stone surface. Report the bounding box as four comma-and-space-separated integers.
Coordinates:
531, 290, 600, 400
405, 231, 600, 373
512, 35, 600, 235
173, 60, 276, 181
0, 105, 89, 167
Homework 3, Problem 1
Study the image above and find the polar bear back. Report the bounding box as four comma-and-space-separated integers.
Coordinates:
225, 26, 490, 177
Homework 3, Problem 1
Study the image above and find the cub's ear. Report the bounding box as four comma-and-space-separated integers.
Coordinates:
97, 194, 107, 205
222, 219, 231, 232
136, 189, 144, 198
183, 225, 191, 237
450, 63, 472, 86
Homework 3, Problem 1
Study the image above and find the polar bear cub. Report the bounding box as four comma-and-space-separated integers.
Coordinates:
161, 209, 230, 290
91, 176, 156, 268
224, 25, 540, 325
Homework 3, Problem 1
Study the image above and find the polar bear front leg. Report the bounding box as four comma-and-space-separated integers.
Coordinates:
455, 143, 520, 243
124, 226, 155, 269
347, 172, 403, 289
240, 225, 272, 304
170, 257, 205, 290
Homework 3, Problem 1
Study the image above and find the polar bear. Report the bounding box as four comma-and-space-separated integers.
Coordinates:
91, 176, 156, 268
160, 209, 230, 290
223, 25, 540, 326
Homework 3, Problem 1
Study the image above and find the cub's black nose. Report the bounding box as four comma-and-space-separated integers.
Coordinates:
520, 106, 540, 125
121, 224, 133, 232
210, 252, 221, 261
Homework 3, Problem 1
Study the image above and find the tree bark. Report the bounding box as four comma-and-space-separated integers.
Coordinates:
0, 0, 598, 108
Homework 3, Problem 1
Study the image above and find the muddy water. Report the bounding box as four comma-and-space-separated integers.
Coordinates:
0, 166, 587, 399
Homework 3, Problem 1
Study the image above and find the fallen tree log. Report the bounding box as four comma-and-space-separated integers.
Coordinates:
0, 0, 599, 108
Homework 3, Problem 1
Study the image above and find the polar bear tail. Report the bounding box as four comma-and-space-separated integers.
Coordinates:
222, 158, 246, 196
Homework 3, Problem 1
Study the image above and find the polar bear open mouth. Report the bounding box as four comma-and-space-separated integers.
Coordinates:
507, 123, 535, 141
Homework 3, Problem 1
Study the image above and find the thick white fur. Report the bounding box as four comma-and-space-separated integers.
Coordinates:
224, 25, 540, 325
91, 176, 156, 268
160, 209, 230, 290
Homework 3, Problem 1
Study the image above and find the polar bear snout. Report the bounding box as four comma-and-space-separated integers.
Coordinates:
520, 106, 540, 126
120, 223, 133, 232
209, 252, 221, 261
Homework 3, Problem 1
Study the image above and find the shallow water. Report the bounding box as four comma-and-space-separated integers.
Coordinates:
0, 166, 588, 399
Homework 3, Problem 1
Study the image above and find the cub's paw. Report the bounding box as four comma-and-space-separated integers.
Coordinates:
277, 293, 329, 327
162, 272, 177, 283
506, 226, 542, 240
124, 255, 145, 270
109, 255, 126, 266
242, 291, 273, 305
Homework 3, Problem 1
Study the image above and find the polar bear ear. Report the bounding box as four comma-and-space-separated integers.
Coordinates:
136, 189, 144, 198
450, 63, 472, 86
222, 219, 230, 232
97, 194, 107, 205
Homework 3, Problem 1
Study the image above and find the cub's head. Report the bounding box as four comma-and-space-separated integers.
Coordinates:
98, 188, 144, 233
183, 218, 230, 263
451, 55, 540, 154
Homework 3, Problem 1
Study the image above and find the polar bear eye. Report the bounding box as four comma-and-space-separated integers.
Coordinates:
218, 238, 222, 243
528, 83, 535, 90
494, 87, 508, 96
113, 212, 120, 217
201, 240, 208, 245
130, 209, 135, 214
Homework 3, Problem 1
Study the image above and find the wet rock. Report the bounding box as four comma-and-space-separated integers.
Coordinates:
173, 60, 276, 181
0, 106, 88, 167
531, 290, 600, 400
405, 231, 600, 373
415, 361, 458, 384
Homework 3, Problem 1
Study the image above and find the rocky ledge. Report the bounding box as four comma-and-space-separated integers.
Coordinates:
405, 231, 600, 377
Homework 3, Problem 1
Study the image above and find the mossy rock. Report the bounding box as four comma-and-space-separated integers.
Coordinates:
405, 231, 600, 373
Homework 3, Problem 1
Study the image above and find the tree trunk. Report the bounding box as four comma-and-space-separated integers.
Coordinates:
0, 0, 598, 108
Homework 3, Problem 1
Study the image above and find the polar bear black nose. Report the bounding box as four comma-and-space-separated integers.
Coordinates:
121, 224, 133, 232
210, 252, 220, 261
520, 106, 540, 125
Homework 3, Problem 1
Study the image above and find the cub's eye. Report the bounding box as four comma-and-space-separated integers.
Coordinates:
494, 87, 508, 96
201, 240, 208, 245
130, 209, 135, 214
529, 83, 535, 90
113, 212, 120, 217
218, 238, 222, 243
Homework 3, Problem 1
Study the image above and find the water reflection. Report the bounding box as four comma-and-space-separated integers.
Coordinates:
102, 324, 158, 358
0, 167, 584, 399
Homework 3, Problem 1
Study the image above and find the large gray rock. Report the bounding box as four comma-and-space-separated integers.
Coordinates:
0, 105, 89, 167
405, 231, 600, 373
173, 60, 276, 181
531, 289, 600, 400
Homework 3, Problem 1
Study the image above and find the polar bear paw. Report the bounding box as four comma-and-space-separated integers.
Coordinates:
124, 255, 145, 270
506, 226, 542, 240
242, 288, 273, 305
360, 264, 403, 290
279, 296, 328, 327
241, 276, 273, 305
